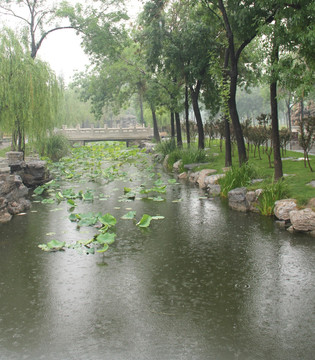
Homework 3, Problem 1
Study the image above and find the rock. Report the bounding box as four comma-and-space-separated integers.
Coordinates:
222, 167, 231, 173
274, 199, 298, 221
178, 172, 188, 180
310, 230, 315, 238
173, 160, 182, 172
0, 197, 8, 210
6, 151, 24, 166
290, 208, 315, 232
245, 189, 262, 213
205, 173, 225, 185
251, 178, 264, 184
0, 174, 31, 221
228, 187, 248, 212
184, 163, 211, 170
307, 198, 315, 209
163, 155, 169, 169
188, 171, 200, 183
207, 184, 221, 196
287, 225, 295, 233
275, 220, 286, 228
307, 180, 315, 188
0, 209, 12, 223
14, 160, 51, 187
7, 199, 31, 215
196, 169, 217, 189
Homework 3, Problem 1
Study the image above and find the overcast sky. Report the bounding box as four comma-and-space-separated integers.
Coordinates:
1, 0, 142, 84
40, 0, 142, 84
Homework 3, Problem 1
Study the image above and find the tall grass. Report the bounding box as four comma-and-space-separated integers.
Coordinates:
44, 134, 70, 162
166, 147, 208, 172
258, 179, 290, 216
155, 139, 177, 156
219, 163, 257, 197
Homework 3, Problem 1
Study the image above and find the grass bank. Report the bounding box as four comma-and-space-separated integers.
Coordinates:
159, 139, 315, 206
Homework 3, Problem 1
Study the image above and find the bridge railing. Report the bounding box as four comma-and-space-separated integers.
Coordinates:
56, 124, 153, 140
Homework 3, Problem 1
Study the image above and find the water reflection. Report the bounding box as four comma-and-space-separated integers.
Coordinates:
0, 168, 314, 359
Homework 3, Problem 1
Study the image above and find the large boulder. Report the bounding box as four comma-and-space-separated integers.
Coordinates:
205, 173, 225, 186
178, 172, 188, 180
189, 171, 200, 183
207, 184, 221, 197
306, 198, 315, 209
196, 169, 217, 189
289, 208, 315, 232
7, 199, 31, 215
173, 160, 182, 173
228, 187, 248, 212
245, 189, 262, 213
274, 199, 298, 221
0, 209, 12, 223
13, 160, 51, 187
0, 174, 31, 222
162, 155, 169, 170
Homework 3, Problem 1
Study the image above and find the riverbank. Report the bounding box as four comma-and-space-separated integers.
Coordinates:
157, 142, 315, 237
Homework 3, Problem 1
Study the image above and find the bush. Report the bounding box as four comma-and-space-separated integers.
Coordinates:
44, 134, 70, 162
166, 148, 208, 172
219, 163, 257, 197
155, 139, 177, 156
258, 179, 290, 216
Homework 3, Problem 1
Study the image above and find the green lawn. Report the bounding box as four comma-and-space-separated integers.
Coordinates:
192, 141, 315, 206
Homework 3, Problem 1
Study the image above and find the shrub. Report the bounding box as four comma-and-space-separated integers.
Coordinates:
44, 134, 70, 162
155, 139, 177, 156
219, 163, 257, 197
166, 148, 208, 172
258, 178, 290, 216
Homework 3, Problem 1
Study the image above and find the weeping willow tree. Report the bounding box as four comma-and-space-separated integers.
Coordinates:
0, 28, 62, 154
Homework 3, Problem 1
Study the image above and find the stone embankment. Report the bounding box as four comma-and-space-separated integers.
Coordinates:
168, 158, 315, 237
0, 152, 50, 223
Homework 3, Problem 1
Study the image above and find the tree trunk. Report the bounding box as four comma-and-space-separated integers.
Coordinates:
170, 112, 175, 138
218, 0, 248, 165
139, 92, 144, 125
223, 48, 232, 167
229, 73, 247, 165
175, 112, 182, 148
151, 105, 160, 142
190, 83, 204, 149
185, 86, 190, 147
224, 114, 232, 167
270, 32, 283, 180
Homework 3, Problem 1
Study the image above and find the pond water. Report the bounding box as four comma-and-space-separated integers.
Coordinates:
0, 146, 314, 360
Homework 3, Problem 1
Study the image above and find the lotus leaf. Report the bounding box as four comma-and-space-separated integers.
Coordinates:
121, 211, 136, 219
136, 214, 152, 228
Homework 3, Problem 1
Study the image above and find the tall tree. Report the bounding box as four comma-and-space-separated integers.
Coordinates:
0, 28, 61, 153
0, 0, 76, 58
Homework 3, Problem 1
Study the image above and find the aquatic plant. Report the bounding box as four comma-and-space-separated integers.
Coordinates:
219, 163, 257, 197
258, 179, 289, 216
44, 134, 70, 162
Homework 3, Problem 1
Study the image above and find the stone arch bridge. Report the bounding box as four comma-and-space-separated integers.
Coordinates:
55, 124, 153, 146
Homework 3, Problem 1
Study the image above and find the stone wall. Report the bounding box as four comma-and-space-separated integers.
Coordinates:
171, 160, 315, 237
0, 152, 51, 223
0, 174, 31, 223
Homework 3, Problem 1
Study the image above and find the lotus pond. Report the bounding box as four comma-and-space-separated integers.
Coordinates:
0, 142, 314, 360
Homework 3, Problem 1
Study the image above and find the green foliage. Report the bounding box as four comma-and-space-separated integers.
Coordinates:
155, 139, 177, 156
38, 239, 66, 252
43, 134, 70, 162
0, 28, 62, 152
258, 179, 290, 216
167, 147, 208, 172
219, 163, 258, 197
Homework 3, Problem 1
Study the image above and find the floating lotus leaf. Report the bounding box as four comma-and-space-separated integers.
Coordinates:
136, 214, 152, 228
121, 211, 136, 219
